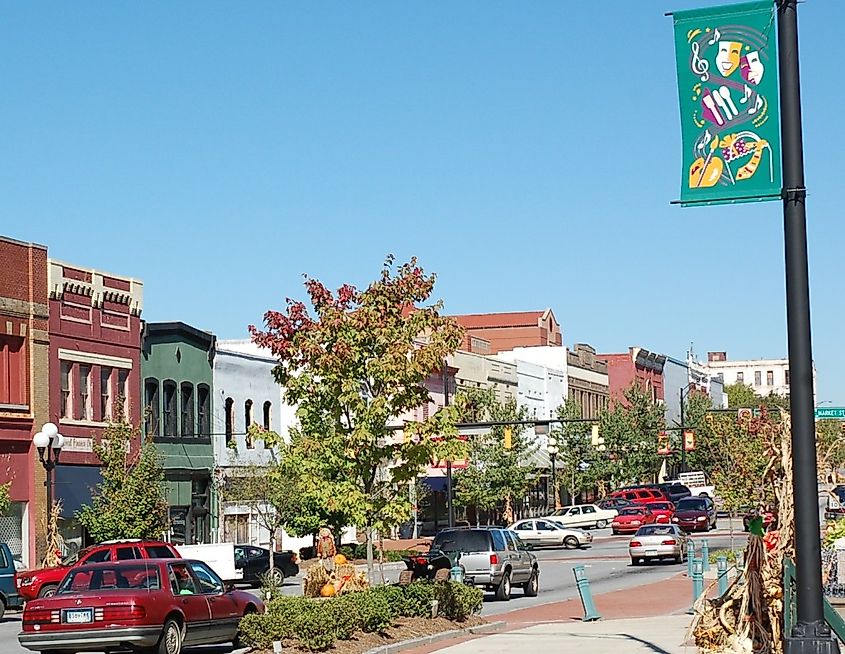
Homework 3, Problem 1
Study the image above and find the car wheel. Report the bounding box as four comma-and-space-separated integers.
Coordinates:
157, 619, 183, 654
523, 568, 539, 597
631, 558, 640, 566
0, 598, 5, 621
38, 584, 58, 599
612, 529, 619, 535
495, 570, 512, 601
267, 567, 285, 586
564, 536, 579, 550
596, 520, 608, 529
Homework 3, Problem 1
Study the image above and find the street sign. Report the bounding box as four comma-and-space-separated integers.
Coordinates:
815, 407, 845, 420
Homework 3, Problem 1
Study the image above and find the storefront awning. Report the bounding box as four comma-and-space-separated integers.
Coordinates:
54, 465, 102, 518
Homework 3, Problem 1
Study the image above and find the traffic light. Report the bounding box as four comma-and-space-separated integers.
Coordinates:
504, 426, 513, 450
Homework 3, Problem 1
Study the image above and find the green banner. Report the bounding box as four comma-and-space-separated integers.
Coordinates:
672, 1, 781, 207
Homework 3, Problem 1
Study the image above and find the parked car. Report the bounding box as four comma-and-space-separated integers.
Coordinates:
610, 487, 669, 505
18, 558, 263, 654
629, 524, 689, 565
645, 501, 675, 524
671, 496, 717, 532
510, 519, 592, 549
233, 545, 299, 587
656, 482, 692, 503
545, 503, 617, 529
596, 497, 634, 512
429, 527, 538, 601
0, 542, 23, 618
611, 506, 657, 535
16, 539, 180, 601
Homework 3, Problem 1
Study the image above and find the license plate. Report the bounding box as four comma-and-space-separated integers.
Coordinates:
464, 577, 475, 585
64, 609, 93, 624
646, 549, 658, 556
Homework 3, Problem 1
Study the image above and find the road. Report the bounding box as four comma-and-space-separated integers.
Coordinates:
0, 521, 747, 653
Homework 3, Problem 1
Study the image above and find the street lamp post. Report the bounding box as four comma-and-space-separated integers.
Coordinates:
546, 436, 559, 510
33, 423, 64, 515
679, 384, 692, 473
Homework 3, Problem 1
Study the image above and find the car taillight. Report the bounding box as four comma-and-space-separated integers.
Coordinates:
292, 553, 299, 563
415, 557, 428, 566
490, 554, 499, 565
95, 605, 146, 621
661, 539, 677, 545
19, 576, 33, 586
630, 541, 642, 547
23, 609, 59, 625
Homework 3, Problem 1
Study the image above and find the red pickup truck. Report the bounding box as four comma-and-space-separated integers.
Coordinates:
16, 539, 179, 601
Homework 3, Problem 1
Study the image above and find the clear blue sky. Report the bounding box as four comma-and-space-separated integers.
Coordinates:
2, 2, 843, 401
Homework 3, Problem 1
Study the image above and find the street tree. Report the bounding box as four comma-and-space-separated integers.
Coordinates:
675, 390, 717, 473
551, 400, 594, 505
815, 420, 845, 484
454, 388, 537, 524
725, 383, 761, 408
250, 256, 464, 576
77, 419, 169, 543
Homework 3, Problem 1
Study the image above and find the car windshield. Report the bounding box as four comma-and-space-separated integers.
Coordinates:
677, 498, 707, 511
651, 503, 671, 509
619, 508, 643, 516
58, 565, 161, 594
636, 525, 676, 536
432, 530, 491, 552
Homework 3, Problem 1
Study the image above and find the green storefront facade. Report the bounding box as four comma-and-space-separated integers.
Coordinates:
141, 322, 216, 544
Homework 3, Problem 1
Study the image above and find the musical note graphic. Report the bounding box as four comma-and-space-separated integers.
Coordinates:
707, 28, 721, 46
748, 95, 764, 115
739, 84, 753, 104
691, 42, 710, 82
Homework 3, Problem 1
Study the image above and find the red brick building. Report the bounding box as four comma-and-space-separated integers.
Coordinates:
598, 347, 666, 406
0, 236, 50, 566
48, 259, 143, 551
453, 309, 562, 354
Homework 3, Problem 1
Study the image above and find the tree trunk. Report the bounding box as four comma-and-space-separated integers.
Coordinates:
378, 532, 386, 585
729, 510, 735, 554
365, 525, 375, 583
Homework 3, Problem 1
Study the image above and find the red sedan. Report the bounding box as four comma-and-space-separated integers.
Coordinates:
645, 501, 675, 524
611, 506, 657, 534
18, 559, 263, 654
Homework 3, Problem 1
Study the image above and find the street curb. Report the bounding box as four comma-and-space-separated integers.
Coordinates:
362, 620, 507, 654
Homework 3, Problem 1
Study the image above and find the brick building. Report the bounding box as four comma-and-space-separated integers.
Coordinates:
0, 237, 49, 566
567, 343, 610, 419
48, 259, 143, 552
598, 347, 666, 406
453, 309, 562, 354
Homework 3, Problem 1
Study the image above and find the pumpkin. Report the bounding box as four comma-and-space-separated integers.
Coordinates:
320, 583, 336, 597
334, 554, 348, 565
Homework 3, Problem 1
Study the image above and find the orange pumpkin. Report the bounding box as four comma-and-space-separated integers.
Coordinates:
334, 554, 348, 565
320, 583, 336, 598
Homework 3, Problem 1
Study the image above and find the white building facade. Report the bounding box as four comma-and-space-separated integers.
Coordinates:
701, 351, 815, 405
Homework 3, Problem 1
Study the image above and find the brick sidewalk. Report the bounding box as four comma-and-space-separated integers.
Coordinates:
399, 572, 696, 654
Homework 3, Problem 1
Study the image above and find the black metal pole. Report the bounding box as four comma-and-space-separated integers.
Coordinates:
443, 361, 454, 528
550, 453, 557, 510
45, 461, 52, 520
779, 2, 837, 652
679, 387, 686, 474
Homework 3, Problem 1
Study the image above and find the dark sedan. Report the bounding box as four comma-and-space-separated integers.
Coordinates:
234, 545, 299, 587
671, 496, 717, 532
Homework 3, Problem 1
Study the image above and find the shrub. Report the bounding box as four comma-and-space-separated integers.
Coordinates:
402, 581, 437, 618
367, 584, 404, 617
267, 596, 312, 639
237, 612, 275, 649
293, 606, 338, 652
356, 591, 394, 633
435, 582, 484, 622
329, 594, 363, 640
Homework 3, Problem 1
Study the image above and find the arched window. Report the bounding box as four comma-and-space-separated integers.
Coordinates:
225, 397, 234, 446
180, 382, 194, 438
244, 399, 254, 449
263, 401, 272, 430
144, 378, 160, 437
197, 384, 210, 438
162, 380, 177, 438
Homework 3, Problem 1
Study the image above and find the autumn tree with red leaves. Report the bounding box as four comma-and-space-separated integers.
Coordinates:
250, 256, 464, 575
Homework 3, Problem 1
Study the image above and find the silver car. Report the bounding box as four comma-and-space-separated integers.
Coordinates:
629, 524, 689, 565
431, 527, 539, 601
511, 518, 592, 549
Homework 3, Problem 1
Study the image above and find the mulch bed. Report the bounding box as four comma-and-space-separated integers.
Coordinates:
254, 615, 488, 654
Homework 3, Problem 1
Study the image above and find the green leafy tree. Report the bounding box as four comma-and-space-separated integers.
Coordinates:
0, 482, 10, 516
77, 419, 169, 542
675, 390, 716, 473
816, 420, 845, 484
725, 383, 760, 408
454, 388, 537, 524
250, 256, 464, 576
551, 400, 594, 505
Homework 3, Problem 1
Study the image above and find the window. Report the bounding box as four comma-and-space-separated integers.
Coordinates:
100, 367, 113, 421
144, 545, 176, 559
189, 561, 224, 594
225, 398, 234, 446
168, 563, 197, 596
118, 369, 129, 419
754, 371, 762, 386
81, 549, 112, 564
0, 335, 26, 407
245, 399, 254, 449
583, 505, 596, 514
514, 522, 533, 531
263, 401, 272, 430
197, 385, 210, 437
767, 370, 774, 386
181, 382, 194, 438
145, 378, 160, 437
163, 380, 177, 437
79, 365, 92, 420
60, 361, 72, 418
736, 372, 744, 384
785, 369, 790, 386
115, 546, 141, 560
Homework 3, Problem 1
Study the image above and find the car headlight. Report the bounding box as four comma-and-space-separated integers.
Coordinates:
671, 517, 679, 522
631, 520, 641, 525
696, 516, 707, 521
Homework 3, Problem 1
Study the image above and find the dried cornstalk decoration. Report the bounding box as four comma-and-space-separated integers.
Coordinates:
41, 500, 64, 569
691, 412, 793, 654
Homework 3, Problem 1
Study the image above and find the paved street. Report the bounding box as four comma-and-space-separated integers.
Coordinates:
0, 521, 746, 653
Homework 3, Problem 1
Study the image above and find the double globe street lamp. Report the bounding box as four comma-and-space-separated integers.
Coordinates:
33, 423, 64, 512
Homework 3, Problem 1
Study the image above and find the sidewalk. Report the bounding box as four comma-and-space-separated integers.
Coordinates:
398, 573, 700, 654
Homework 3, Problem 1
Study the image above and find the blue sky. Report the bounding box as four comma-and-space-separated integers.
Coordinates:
2, 2, 843, 401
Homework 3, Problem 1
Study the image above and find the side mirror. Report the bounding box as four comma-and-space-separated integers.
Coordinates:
224, 582, 235, 593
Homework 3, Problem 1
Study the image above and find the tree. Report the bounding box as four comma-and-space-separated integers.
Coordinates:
816, 420, 845, 484
725, 382, 761, 408
249, 256, 464, 577
453, 388, 538, 524
597, 383, 665, 488
77, 419, 169, 542
551, 400, 594, 505
675, 390, 716, 473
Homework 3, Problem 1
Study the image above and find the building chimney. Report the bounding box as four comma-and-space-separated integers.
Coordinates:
708, 351, 727, 362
